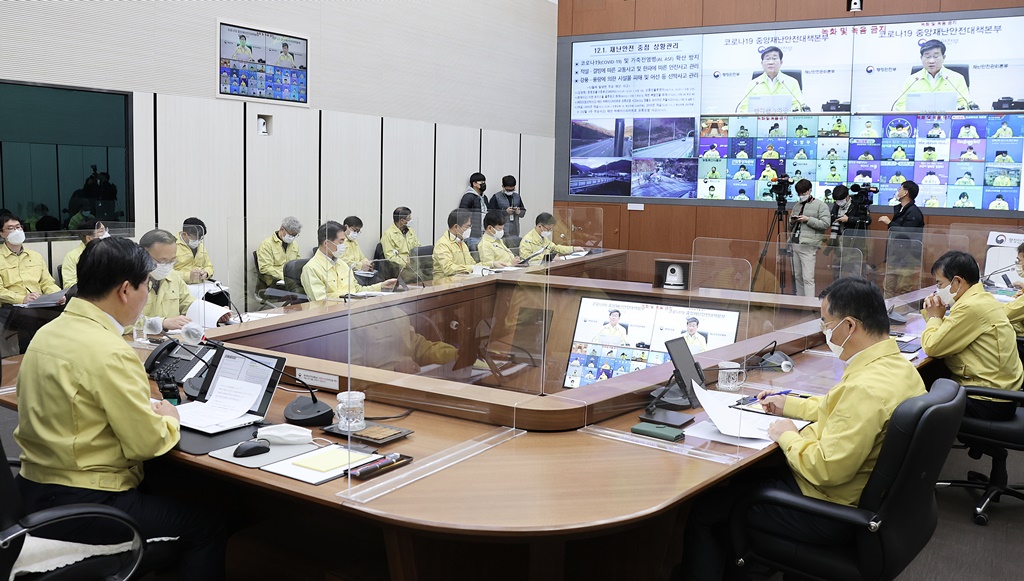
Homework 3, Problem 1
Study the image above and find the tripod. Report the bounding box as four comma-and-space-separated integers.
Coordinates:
751, 197, 790, 293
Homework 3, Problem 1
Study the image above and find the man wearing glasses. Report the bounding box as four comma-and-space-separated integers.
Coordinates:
0, 214, 62, 306
681, 277, 925, 580
139, 228, 195, 331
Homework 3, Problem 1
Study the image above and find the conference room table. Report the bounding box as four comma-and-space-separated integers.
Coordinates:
0, 253, 942, 581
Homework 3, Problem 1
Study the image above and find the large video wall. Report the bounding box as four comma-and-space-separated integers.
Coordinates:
568, 14, 1024, 211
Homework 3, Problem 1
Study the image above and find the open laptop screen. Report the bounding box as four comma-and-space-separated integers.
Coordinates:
197, 347, 286, 417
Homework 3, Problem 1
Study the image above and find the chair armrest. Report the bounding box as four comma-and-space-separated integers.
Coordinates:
963, 385, 1024, 404
730, 487, 879, 559
6, 456, 20, 467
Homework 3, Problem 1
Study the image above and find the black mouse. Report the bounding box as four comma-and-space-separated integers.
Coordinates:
233, 440, 270, 458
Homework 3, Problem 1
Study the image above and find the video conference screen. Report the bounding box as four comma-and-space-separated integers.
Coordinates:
564, 297, 739, 388
568, 14, 1024, 210
219, 23, 308, 104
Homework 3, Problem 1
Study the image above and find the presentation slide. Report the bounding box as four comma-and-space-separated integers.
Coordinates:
564, 298, 739, 389
567, 14, 1024, 210
219, 23, 308, 104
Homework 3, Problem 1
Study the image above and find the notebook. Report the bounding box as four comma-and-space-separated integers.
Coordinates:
176, 347, 286, 435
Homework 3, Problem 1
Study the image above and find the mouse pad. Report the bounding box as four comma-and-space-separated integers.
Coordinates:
177, 425, 260, 455
209, 442, 319, 468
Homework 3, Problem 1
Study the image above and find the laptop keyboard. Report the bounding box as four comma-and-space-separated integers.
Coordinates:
898, 339, 922, 353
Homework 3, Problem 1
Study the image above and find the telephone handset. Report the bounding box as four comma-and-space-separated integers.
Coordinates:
144, 340, 212, 385
144, 340, 177, 374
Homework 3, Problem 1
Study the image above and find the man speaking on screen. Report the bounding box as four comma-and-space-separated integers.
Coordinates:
736, 46, 805, 113
892, 39, 973, 111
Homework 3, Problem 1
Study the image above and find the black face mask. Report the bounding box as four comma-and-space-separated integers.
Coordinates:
479, 183, 487, 193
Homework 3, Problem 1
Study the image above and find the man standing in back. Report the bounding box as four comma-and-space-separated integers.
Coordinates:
459, 172, 489, 248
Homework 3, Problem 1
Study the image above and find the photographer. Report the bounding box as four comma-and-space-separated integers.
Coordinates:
788, 179, 830, 297
824, 185, 872, 277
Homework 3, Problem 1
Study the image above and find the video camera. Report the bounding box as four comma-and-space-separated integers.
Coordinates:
770, 175, 792, 208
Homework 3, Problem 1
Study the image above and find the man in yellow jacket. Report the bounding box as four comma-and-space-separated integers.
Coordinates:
519, 213, 583, 264
922, 251, 1023, 420
61, 219, 110, 289
255, 216, 302, 289
380, 206, 421, 273
736, 46, 805, 113
301, 221, 396, 300
140, 228, 194, 331
682, 277, 925, 579
174, 217, 215, 283
478, 211, 521, 268
15, 236, 225, 579
0, 214, 62, 305
893, 39, 973, 111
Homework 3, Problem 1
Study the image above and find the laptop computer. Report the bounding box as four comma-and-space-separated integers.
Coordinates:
176, 347, 286, 434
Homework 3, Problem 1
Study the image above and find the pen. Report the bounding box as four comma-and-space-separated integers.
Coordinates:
349, 452, 401, 478
759, 389, 792, 399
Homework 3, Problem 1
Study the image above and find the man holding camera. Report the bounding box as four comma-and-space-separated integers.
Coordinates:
788, 179, 830, 297
825, 185, 872, 277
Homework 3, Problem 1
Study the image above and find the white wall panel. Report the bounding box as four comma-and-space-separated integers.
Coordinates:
434, 125, 481, 242
131, 93, 157, 235
520, 134, 556, 217
481, 130, 522, 213
321, 111, 383, 259
155, 94, 243, 292
382, 118, 435, 244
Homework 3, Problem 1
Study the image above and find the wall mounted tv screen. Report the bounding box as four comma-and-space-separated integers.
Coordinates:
219, 22, 307, 104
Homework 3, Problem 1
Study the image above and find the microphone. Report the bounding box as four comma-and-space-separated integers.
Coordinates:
943, 73, 979, 111
734, 81, 762, 113
179, 323, 335, 426
778, 79, 811, 112
982, 263, 1018, 287
850, 183, 879, 194
212, 280, 245, 324
890, 74, 923, 111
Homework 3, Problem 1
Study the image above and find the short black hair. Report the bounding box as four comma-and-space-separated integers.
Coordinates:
686, 317, 699, 325
919, 39, 946, 56
501, 175, 516, 187
1016, 242, 1024, 255
139, 228, 176, 248
760, 46, 783, 61
393, 206, 412, 223
902, 180, 919, 200
281, 42, 289, 49
75, 218, 99, 242
832, 185, 850, 201
484, 211, 505, 229
0, 214, 20, 230
931, 250, 980, 285
794, 179, 813, 195
448, 209, 471, 229
342, 216, 363, 229
608, 309, 621, 317
76, 237, 154, 300
470, 172, 486, 184
818, 276, 889, 336
183, 217, 206, 237
535, 212, 557, 227
317, 221, 344, 246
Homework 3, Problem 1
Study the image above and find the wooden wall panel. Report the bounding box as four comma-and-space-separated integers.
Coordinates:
573, 0, 637, 35
941, 0, 1024, 10
555, 201, 625, 249
625, 204, 695, 252
701, 0, 777, 27
558, 0, 575, 37
635, 0, 703, 31
775, 0, 939, 22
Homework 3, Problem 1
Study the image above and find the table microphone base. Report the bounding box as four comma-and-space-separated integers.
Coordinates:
284, 395, 335, 426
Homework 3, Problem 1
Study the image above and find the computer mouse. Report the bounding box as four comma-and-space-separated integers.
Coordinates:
233, 440, 270, 458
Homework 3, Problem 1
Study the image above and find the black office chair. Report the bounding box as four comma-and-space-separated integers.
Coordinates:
935, 382, 1024, 525
730, 379, 966, 581
505, 235, 522, 256
410, 245, 433, 281
372, 243, 397, 280
1, 437, 146, 580
282, 258, 309, 295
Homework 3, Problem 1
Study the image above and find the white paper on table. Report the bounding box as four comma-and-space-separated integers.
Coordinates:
186, 281, 228, 300
683, 420, 774, 450
177, 378, 262, 428
186, 300, 229, 329
691, 380, 811, 440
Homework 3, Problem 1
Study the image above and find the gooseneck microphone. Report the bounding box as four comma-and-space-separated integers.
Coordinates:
180, 323, 335, 426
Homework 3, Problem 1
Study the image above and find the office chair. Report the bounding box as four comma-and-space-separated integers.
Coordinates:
55, 265, 63, 289
935, 354, 1024, 524
282, 258, 309, 295
372, 243, 397, 280
410, 245, 434, 281
730, 379, 966, 581
505, 235, 522, 256
1, 437, 147, 580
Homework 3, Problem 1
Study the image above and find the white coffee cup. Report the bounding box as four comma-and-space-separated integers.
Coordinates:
717, 361, 746, 392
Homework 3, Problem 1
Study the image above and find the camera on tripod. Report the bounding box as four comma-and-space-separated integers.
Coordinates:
770, 175, 793, 208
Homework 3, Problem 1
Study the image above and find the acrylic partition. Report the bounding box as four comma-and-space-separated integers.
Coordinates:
949, 222, 1024, 292
553, 206, 604, 250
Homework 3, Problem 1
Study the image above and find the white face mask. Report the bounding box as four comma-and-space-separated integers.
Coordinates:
493, 228, 504, 239
150, 262, 174, 281
837, 198, 849, 208
6, 229, 25, 245
935, 279, 959, 307
282, 234, 296, 244
325, 240, 342, 259
823, 318, 852, 359
347, 231, 359, 241
541, 229, 553, 239
186, 238, 201, 250
1016, 264, 1024, 278
97, 231, 111, 240
798, 194, 810, 203
454, 227, 468, 241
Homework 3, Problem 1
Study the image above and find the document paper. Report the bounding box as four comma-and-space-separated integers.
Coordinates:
177, 378, 263, 428
692, 380, 810, 440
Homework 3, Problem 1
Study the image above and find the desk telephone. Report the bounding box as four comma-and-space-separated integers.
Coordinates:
144, 340, 212, 386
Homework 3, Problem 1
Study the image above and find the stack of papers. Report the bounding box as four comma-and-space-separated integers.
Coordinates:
687, 380, 810, 446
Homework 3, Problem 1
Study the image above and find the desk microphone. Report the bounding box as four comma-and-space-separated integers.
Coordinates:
213, 280, 245, 324
180, 323, 335, 426
982, 263, 1017, 287
890, 74, 923, 111
734, 81, 762, 113
779, 79, 811, 112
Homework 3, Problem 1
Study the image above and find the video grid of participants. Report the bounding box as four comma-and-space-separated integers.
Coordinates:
219, 23, 308, 103
568, 15, 1024, 210
563, 298, 739, 388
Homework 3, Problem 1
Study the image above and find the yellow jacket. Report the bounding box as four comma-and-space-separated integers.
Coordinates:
922, 283, 1023, 393
0, 244, 60, 304
778, 338, 925, 506
478, 234, 516, 267
15, 298, 180, 491
349, 307, 458, 370
61, 242, 87, 289
174, 234, 215, 282
893, 67, 971, 111
737, 71, 804, 113
432, 232, 475, 279
1006, 293, 1024, 337
340, 237, 370, 270
380, 224, 421, 271
300, 250, 382, 300
256, 231, 301, 285
143, 270, 195, 323
519, 229, 572, 262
